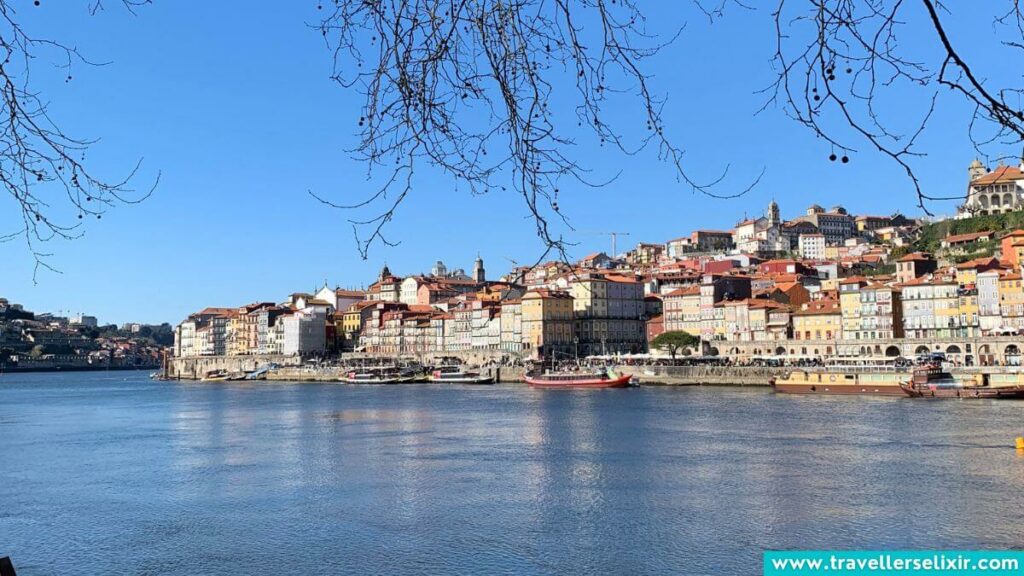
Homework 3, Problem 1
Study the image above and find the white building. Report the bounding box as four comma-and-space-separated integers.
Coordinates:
977, 269, 1002, 332
281, 310, 326, 356
71, 314, 98, 328
961, 158, 1024, 216
798, 233, 826, 260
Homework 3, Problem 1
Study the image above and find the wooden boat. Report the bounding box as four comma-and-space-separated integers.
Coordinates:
771, 367, 906, 396
525, 367, 633, 388
200, 369, 230, 382
900, 365, 1024, 399
428, 366, 494, 384
340, 366, 420, 384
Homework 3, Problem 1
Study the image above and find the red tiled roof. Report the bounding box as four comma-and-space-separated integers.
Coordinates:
956, 257, 1001, 270
793, 299, 840, 315
972, 164, 1024, 185
196, 307, 235, 317
605, 274, 640, 284
898, 252, 933, 262
664, 286, 701, 297
943, 231, 993, 244
524, 289, 572, 299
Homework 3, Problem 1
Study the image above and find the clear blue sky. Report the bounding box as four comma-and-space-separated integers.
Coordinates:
0, 2, 1010, 325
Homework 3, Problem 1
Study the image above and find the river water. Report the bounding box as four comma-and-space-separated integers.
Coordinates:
2, 372, 1023, 575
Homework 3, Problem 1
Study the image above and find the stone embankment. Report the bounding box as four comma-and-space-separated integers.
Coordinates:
165, 355, 300, 379
617, 365, 786, 386
167, 355, 786, 386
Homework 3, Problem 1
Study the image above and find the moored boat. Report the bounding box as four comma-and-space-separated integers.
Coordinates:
339, 366, 420, 384
900, 365, 1024, 399
200, 369, 230, 382
771, 367, 906, 396
525, 367, 633, 388
428, 366, 494, 384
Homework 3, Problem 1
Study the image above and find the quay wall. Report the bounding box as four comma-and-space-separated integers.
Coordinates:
165, 355, 300, 379
617, 365, 787, 386
167, 354, 784, 386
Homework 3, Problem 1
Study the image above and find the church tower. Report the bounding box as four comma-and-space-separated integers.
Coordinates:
767, 199, 781, 227
473, 255, 486, 283
968, 158, 986, 182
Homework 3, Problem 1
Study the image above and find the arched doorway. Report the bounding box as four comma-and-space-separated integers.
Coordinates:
708, 347, 719, 357
885, 345, 901, 357
775, 346, 786, 355
978, 344, 993, 366
1005, 344, 1021, 366
914, 345, 930, 356
946, 344, 962, 365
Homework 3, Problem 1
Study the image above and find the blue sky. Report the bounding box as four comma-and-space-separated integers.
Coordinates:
0, 2, 1011, 325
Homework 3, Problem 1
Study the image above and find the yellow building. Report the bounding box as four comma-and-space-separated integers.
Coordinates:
958, 288, 979, 337
901, 274, 962, 338
793, 299, 842, 341
661, 286, 702, 335
227, 312, 247, 355
998, 272, 1024, 329
568, 273, 646, 355
954, 257, 1001, 288
839, 278, 867, 338
521, 289, 576, 357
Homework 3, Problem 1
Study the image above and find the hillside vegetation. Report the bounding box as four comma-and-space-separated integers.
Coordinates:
913, 212, 1024, 254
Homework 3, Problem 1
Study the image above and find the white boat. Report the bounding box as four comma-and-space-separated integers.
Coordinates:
428, 366, 494, 384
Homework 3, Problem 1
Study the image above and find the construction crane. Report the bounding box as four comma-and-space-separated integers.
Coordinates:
504, 257, 525, 283
594, 231, 632, 258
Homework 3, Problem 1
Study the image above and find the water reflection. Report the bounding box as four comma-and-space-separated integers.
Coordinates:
2, 375, 1024, 575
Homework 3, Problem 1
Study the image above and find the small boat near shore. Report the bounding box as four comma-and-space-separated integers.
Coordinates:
428, 366, 494, 385
900, 365, 1024, 399
525, 367, 633, 389
200, 369, 231, 382
340, 366, 422, 384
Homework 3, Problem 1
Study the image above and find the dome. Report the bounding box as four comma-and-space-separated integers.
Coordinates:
970, 158, 984, 169
830, 205, 847, 215
806, 204, 824, 215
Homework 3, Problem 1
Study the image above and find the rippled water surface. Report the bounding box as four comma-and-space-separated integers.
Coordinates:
2, 372, 1024, 575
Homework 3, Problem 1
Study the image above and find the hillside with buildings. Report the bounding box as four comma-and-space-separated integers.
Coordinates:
171, 158, 1024, 369
0, 298, 169, 372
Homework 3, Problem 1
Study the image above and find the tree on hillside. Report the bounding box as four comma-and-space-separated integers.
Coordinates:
651, 331, 701, 359
5, 2, 1024, 270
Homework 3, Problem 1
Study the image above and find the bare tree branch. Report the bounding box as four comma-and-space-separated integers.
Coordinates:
313, 0, 760, 261
0, 0, 156, 281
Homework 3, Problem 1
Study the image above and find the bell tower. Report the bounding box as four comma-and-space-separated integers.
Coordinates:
473, 255, 486, 283
767, 199, 781, 227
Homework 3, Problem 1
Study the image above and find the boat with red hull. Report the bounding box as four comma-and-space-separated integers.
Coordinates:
525, 368, 633, 388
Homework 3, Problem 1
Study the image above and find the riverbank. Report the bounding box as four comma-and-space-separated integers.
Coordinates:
0, 364, 158, 374
165, 355, 787, 386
